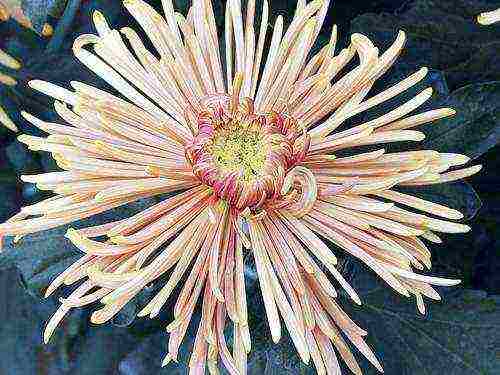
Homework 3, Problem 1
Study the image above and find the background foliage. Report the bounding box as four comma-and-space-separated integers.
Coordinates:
0, 0, 499, 374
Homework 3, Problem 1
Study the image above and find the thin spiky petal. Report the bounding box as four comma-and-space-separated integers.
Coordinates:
0, 1, 483, 374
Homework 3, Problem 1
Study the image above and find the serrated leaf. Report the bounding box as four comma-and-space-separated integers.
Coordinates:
345, 265, 500, 375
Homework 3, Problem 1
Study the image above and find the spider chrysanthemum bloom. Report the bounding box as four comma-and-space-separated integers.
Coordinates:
0, 0, 483, 373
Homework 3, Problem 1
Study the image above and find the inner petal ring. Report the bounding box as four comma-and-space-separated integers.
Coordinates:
185, 94, 308, 210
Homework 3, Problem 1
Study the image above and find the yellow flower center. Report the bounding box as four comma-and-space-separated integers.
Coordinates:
208, 125, 267, 182
185, 94, 309, 210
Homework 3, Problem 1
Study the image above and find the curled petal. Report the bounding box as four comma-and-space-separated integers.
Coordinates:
87, 263, 143, 289
281, 166, 318, 217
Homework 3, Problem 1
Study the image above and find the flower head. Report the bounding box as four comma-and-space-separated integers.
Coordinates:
0, 0, 482, 374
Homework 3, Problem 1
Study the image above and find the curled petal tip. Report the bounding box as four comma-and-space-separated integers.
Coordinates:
89, 312, 101, 325
20, 110, 31, 121
423, 87, 434, 97
149, 310, 160, 319
477, 9, 500, 25
0, 106, 18, 132
135, 300, 154, 319
92, 10, 104, 19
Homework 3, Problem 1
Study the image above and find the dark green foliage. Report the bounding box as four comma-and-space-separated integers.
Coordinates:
350, 0, 500, 90
345, 267, 500, 375
423, 82, 500, 159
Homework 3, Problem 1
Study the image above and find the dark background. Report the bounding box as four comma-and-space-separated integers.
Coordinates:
0, 0, 499, 374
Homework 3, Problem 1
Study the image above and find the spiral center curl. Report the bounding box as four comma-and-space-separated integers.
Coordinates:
185, 93, 312, 211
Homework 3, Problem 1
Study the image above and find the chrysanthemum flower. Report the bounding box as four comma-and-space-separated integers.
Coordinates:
0, 0, 483, 374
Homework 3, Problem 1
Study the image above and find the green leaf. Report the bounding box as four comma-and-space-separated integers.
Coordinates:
350, 0, 500, 90
345, 266, 500, 375
445, 42, 500, 89
0, 268, 139, 374
0, 267, 89, 373
422, 82, 500, 159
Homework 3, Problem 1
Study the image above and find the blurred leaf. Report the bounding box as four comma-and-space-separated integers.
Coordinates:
0, 0, 65, 32
21, 0, 66, 32
0, 170, 20, 222
350, 0, 500, 90
118, 324, 196, 375
69, 324, 138, 375
0, 267, 93, 374
446, 41, 500, 89
0, 0, 33, 29
422, 82, 500, 159
0, 0, 134, 135
5, 139, 41, 173
47, 0, 67, 18
345, 266, 500, 375
172, 0, 190, 15
0, 267, 139, 375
